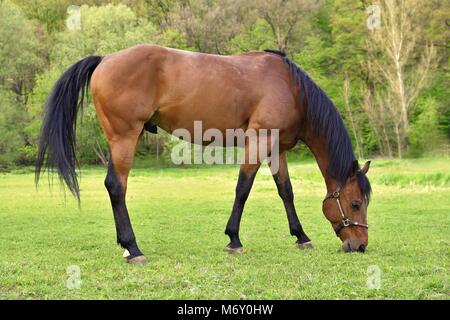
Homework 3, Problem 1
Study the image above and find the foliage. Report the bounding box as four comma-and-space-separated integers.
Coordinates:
226, 19, 275, 54
0, 0, 47, 167
409, 98, 447, 157
29, 4, 161, 164
0, 0, 448, 168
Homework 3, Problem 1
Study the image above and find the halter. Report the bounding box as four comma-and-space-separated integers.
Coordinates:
323, 186, 368, 236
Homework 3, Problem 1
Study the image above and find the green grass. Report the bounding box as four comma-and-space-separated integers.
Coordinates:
0, 158, 449, 299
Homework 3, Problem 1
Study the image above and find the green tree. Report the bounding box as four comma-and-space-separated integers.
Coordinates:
0, 1, 47, 167
29, 4, 160, 165
253, 0, 320, 52
226, 19, 275, 54
0, 0, 47, 100
409, 98, 446, 157
169, 0, 253, 53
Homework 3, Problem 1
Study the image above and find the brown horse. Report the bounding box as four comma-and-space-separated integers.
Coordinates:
36, 45, 371, 264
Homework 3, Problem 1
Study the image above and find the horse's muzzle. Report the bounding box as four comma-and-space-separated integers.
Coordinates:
343, 239, 367, 253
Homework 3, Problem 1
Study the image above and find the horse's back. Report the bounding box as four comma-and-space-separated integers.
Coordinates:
155, 47, 297, 133
91, 44, 299, 141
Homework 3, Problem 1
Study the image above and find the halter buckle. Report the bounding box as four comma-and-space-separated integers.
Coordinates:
343, 219, 350, 227
332, 191, 340, 198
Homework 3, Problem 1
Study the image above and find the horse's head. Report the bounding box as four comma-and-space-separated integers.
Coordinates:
323, 160, 371, 252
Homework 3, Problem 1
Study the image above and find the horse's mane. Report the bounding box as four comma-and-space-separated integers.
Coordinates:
264, 49, 371, 201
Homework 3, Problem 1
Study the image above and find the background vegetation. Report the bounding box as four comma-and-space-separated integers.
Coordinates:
0, 0, 449, 169
0, 1, 448, 300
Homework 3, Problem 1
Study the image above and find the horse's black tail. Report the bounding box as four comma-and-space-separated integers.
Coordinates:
35, 56, 102, 201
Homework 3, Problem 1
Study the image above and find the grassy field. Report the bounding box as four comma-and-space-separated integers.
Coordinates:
0, 158, 449, 299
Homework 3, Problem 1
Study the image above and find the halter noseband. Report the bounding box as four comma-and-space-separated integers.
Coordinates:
323, 186, 368, 236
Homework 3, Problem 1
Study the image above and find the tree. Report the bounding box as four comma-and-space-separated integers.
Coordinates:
366, 0, 437, 158
254, 0, 320, 52
0, 1, 47, 167
29, 4, 160, 165
143, 0, 178, 27
361, 84, 393, 157
49, 4, 158, 64
0, 0, 47, 101
169, 0, 252, 53
343, 77, 364, 158
409, 97, 446, 157
12, 0, 71, 33
226, 19, 276, 54
0, 89, 27, 167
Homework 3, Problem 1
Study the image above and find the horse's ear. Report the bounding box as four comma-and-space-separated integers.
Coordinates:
350, 160, 359, 176
361, 160, 371, 174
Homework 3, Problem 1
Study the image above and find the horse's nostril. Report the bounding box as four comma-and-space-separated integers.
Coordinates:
358, 244, 366, 253
343, 241, 351, 252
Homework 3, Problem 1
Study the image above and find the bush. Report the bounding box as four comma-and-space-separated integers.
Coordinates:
409, 98, 447, 157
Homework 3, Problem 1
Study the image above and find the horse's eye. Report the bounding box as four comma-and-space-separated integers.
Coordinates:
350, 201, 361, 211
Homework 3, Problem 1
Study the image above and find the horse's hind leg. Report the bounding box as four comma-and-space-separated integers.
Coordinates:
104, 130, 147, 264
272, 152, 312, 249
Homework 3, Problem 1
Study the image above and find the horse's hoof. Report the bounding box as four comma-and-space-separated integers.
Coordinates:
224, 246, 244, 254
127, 255, 148, 265
296, 241, 313, 249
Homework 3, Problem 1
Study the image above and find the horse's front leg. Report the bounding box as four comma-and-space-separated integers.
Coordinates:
272, 152, 313, 248
224, 162, 260, 253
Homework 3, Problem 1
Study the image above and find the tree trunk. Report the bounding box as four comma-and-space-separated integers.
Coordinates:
372, 125, 385, 157
343, 78, 363, 159
394, 125, 402, 159
382, 126, 393, 158
93, 138, 108, 166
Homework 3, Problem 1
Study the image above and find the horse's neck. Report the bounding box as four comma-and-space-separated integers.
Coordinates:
301, 133, 339, 193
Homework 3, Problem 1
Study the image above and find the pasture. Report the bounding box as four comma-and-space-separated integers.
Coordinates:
0, 158, 448, 299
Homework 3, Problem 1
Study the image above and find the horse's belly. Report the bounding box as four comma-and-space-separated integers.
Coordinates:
153, 84, 255, 140
154, 101, 250, 142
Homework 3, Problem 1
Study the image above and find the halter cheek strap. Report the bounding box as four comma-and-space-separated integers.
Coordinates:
323, 187, 369, 236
